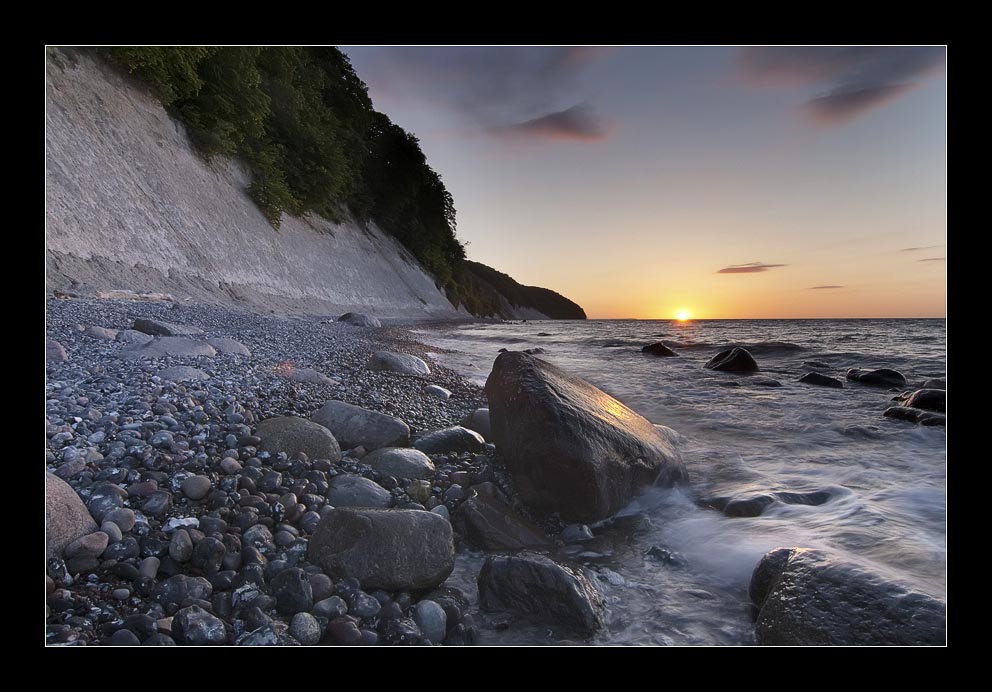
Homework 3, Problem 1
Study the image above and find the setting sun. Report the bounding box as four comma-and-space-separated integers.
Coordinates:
676, 310, 691, 322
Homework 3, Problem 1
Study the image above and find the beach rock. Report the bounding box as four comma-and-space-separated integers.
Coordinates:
338, 312, 382, 328
704, 347, 759, 373
884, 406, 946, 426
326, 475, 392, 508
753, 378, 782, 387
46, 472, 98, 559
414, 426, 486, 454
478, 553, 606, 636
153, 574, 212, 608
172, 605, 228, 645
308, 508, 455, 591
641, 342, 677, 357
484, 351, 686, 522
846, 368, 907, 388
132, 318, 204, 337
287, 368, 334, 386
256, 416, 342, 462
799, 372, 843, 388
47, 339, 68, 363
903, 389, 945, 413
115, 329, 153, 345
453, 489, 549, 551
289, 612, 322, 645
109, 629, 141, 645
65, 531, 109, 560
413, 600, 447, 643
312, 401, 409, 451
181, 475, 212, 500
83, 325, 118, 340
922, 378, 945, 390
423, 384, 452, 400
460, 408, 492, 440
206, 337, 250, 355
156, 366, 209, 382
119, 337, 216, 359
364, 447, 436, 480
407, 480, 432, 504
368, 351, 431, 377
270, 567, 313, 615
750, 547, 945, 645
169, 529, 194, 562
104, 507, 136, 532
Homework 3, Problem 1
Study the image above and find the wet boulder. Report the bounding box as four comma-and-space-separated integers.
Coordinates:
798, 372, 843, 388
884, 406, 946, 426
704, 347, 759, 373
641, 342, 678, 357
413, 426, 485, 454
484, 351, 686, 522
368, 351, 431, 377
902, 389, 945, 413
846, 368, 907, 388
453, 484, 550, 551
312, 401, 409, 451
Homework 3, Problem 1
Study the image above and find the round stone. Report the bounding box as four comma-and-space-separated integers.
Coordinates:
182, 475, 212, 501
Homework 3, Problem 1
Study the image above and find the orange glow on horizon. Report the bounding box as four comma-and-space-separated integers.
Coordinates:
675, 310, 691, 322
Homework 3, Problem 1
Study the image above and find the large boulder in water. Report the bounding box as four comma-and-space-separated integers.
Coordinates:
484, 351, 686, 522
308, 508, 454, 591
477, 552, 606, 636
749, 547, 945, 645
704, 347, 759, 373
641, 342, 678, 357
846, 368, 907, 388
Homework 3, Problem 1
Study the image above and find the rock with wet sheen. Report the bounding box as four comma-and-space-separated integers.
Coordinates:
704, 347, 759, 373
798, 372, 843, 388
413, 426, 486, 454
846, 368, 907, 388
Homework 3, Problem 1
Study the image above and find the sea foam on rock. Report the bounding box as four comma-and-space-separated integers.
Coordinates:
484, 351, 687, 522
749, 547, 946, 646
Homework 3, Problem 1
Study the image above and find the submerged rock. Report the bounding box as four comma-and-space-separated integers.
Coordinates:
884, 406, 946, 426
308, 508, 454, 591
922, 378, 946, 390
749, 547, 945, 645
368, 351, 431, 377
484, 351, 686, 522
846, 368, 907, 388
256, 416, 342, 462
478, 552, 605, 636
798, 372, 843, 388
704, 347, 759, 373
902, 388, 945, 413
312, 400, 410, 451
338, 312, 382, 328
641, 342, 678, 357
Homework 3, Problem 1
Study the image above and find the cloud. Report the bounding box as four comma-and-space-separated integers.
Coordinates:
809, 285, 844, 289
901, 245, 945, 252
738, 46, 945, 124
918, 257, 946, 262
343, 46, 611, 141
489, 105, 610, 142
717, 262, 787, 274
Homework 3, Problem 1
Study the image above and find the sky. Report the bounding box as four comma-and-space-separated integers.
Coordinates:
342, 46, 946, 319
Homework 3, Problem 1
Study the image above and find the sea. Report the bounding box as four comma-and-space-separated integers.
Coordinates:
413, 318, 946, 645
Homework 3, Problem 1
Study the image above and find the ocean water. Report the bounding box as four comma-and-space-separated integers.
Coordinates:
414, 319, 946, 645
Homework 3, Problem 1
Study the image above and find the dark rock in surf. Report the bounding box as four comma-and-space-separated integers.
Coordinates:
846, 368, 907, 388
749, 547, 945, 645
922, 378, 945, 390
902, 389, 945, 413
799, 372, 843, 388
478, 552, 605, 636
453, 485, 550, 551
484, 351, 686, 523
642, 342, 678, 357
884, 406, 945, 426
704, 347, 759, 373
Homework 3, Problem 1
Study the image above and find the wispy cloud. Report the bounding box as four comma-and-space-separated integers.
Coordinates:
809, 285, 844, 289
738, 46, 945, 125
489, 105, 610, 142
918, 257, 946, 262
717, 262, 787, 274
901, 245, 945, 252
343, 46, 612, 142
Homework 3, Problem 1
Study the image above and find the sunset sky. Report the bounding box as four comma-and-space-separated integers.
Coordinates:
342, 46, 946, 319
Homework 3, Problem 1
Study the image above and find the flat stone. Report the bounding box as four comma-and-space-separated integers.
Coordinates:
413, 426, 485, 454
312, 401, 409, 451
368, 351, 430, 377
287, 368, 334, 386
119, 337, 216, 359
206, 337, 250, 355
132, 318, 204, 337
903, 388, 945, 413
46, 472, 98, 559
326, 475, 392, 508
423, 385, 451, 400
750, 547, 945, 645
338, 312, 381, 328
83, 325, 118, 340
65, 531, 109, 560
478, 552, 606, 636
156, 366, 208, 382
364, 447, 436, 480
47, 339, 68, 363
115, 329, 153, 345
884, 406, 946, 426
308, 508, 454, 591
256, 416, 342, 462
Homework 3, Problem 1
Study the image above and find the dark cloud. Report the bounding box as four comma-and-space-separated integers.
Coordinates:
343, 46, 611, 140
738, 46, 945, 124
717, 262, 787, 274
489, 105, 609, 142
901, 245, 945, 252
918, 257, 946, 262
809, 285, 844, 289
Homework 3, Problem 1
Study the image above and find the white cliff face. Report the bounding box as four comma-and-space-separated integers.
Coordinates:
45, 50, 463, 318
